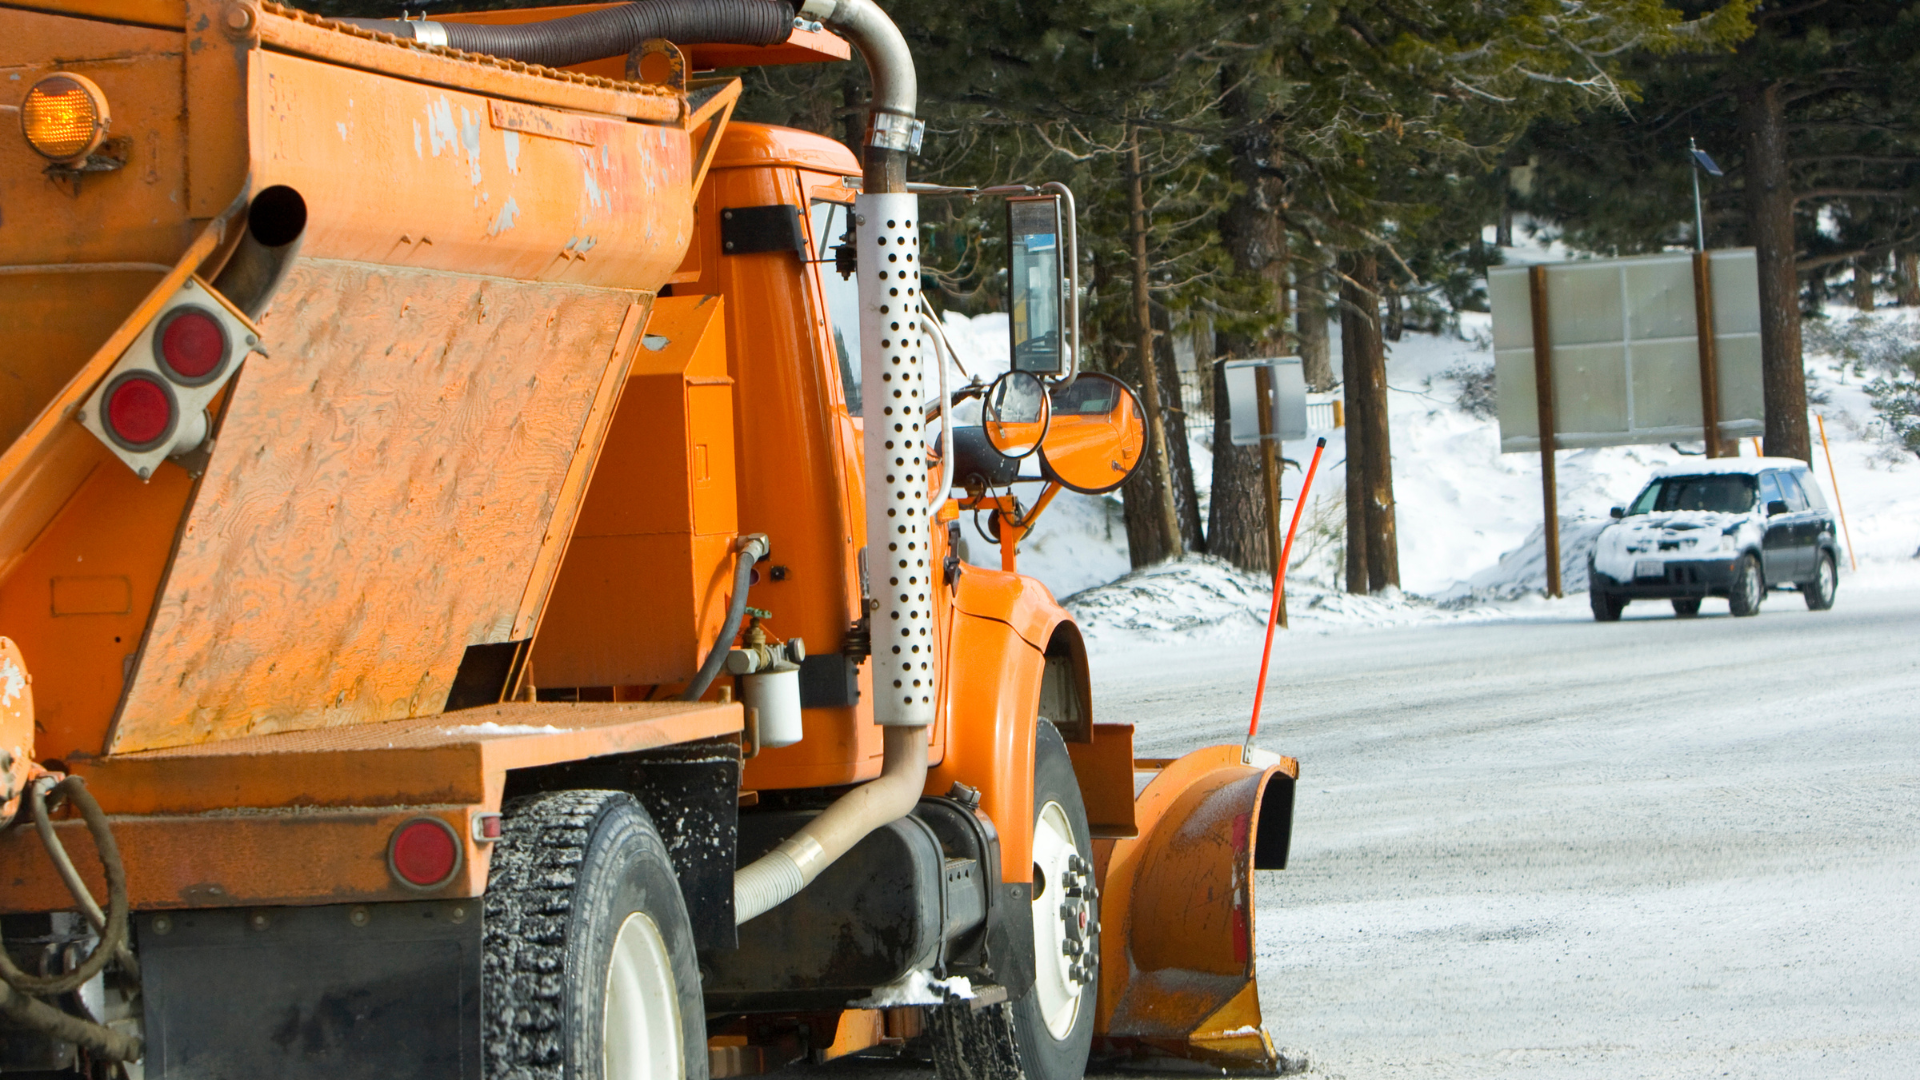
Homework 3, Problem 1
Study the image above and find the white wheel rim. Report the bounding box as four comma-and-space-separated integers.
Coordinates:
1820, 558, 1835, 599
1030, 800, 1089, 1041
604, 911, 684, 1080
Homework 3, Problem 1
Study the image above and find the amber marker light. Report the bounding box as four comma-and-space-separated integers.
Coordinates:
21, 73, 110, 164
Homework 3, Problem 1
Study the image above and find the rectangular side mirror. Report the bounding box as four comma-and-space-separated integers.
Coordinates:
1007, 195, 1066, 375
1609, 506, 1624, 519
1767, 499, 1789, 517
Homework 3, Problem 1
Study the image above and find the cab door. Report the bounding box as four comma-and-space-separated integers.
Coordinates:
1776, 470, 1822, 580
1756, 470, 1805, 582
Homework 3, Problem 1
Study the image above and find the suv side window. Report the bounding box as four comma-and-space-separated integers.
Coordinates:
1778, 471, 1811, 512
1757, 470, 1785, 511
1791, 469, 1829, 510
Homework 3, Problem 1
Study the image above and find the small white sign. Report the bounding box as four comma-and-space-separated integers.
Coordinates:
1223, 357, 1308, 445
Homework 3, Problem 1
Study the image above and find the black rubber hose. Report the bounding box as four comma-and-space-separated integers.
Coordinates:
340, 0, 795, 71
680, 534, 768, 702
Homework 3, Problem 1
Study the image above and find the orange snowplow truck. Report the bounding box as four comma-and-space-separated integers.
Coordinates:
0, 0, 1299, 1076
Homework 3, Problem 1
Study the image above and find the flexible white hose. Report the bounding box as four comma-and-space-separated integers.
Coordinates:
735, 725, 928, 924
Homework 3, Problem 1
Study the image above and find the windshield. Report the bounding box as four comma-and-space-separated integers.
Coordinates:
1626, 474, 1757, 516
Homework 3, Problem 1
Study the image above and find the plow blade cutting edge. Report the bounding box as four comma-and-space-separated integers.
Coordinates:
1093, 744, 1298, 1071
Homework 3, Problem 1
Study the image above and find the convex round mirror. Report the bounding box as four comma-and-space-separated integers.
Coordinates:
1040, 373, 1145, 494
982, 370, 1051, 459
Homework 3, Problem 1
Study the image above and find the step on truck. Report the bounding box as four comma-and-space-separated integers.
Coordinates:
0, 0, 1300, 1076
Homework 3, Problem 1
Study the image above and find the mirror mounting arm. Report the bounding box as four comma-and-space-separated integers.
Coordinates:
1040, 182, 1080, 388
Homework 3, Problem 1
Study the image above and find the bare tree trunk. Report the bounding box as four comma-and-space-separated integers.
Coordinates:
1340, 279, 1368, 595
1738, 80, 1810, 461
1385, 287, 1404, 342
1341, 254, 1399, 593
1297, 265, 1334, 391
1155, 305, 1205, 551
1127, 125, 1185, 560
1208, 69, 1291, 573
1208, 352, 1270, 573
1899, 249, 1920, 307
1854, 256, 1877, 312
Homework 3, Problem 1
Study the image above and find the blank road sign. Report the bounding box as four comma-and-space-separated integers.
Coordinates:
1490, 250, 1764, 453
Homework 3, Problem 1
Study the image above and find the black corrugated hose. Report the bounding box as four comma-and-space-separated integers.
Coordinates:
0, 776, 144, 1063
340, 0, 796, 71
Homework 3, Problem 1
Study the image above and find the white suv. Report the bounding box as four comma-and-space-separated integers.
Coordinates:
1588, 459, 1842, 620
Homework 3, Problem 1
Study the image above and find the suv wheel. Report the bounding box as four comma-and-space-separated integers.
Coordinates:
1802, 551, 1838, 611
1589, 587, 1625, 622
1726, 555, 1764, 617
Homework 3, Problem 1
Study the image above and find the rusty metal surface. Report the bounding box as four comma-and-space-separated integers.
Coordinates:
107, 262, 647, 752
1093, 744, 1295, 1068
0, 639, 33, 821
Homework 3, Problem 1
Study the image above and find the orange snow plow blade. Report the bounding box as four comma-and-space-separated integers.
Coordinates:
1093, 744, 1297, 1071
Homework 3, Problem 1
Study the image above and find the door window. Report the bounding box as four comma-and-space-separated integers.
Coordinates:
1757, 470, 1785, 511
1781, 466, 1812, 507
811, 201, 862, 416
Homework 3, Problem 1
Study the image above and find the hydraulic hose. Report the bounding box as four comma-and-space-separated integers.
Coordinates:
336, 0, 796, 72
681, 534, 770, 702
735, 725, 927, 923
0, 776, 144, 1063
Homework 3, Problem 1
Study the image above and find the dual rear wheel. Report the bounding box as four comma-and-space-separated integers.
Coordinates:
482, 790, 705, 1080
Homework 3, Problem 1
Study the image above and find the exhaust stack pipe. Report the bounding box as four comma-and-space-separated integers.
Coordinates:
733, 0, 932, 925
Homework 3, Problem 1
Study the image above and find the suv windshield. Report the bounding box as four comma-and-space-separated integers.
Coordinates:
1627, 474, 1757, 515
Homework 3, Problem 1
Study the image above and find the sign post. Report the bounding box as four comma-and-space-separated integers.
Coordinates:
1527, 266, 1563, 599
1692, 252, 1724, 459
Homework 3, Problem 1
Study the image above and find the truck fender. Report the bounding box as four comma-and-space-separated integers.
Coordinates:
929, 565, 1080, 884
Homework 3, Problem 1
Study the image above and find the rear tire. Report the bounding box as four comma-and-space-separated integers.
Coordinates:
1590, 588, 1625, 622
1727, 554, 1764, 617
1671, 598, 1701, 618
483, 790, 707, 1080
930, 721, 1098, 1080
1802, 552, 1837, 611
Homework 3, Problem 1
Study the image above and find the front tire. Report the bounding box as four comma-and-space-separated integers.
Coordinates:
1727, 554, 1764, 618
1802, 552, 1837, 611
1590, 588, 1625, 622
483, 790, 707, 1080
931, 721, 1098, 1080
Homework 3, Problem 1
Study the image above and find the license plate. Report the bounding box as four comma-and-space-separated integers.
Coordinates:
1635, 559, 1665, 579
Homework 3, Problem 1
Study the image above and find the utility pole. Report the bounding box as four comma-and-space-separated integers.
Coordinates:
1128, 124, 1184, 558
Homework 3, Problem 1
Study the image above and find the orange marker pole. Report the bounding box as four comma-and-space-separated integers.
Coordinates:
1815, 414, 1857, 571
1246, 437, 1327, 752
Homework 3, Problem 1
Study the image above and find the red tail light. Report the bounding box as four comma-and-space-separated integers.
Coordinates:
103, 373, 175, 450
388, 817, 462, 889
155, 307, 229, 383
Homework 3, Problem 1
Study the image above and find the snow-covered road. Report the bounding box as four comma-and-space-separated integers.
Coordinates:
1091, 577, 1920, 1079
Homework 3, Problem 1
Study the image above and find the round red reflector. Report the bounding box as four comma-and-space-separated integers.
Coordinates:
389, 817, 461, 889
105, 374, 174, 449
155, 307, 228, 383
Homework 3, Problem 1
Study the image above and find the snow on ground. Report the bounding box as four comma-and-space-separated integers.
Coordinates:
927, 299, 1920, 646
